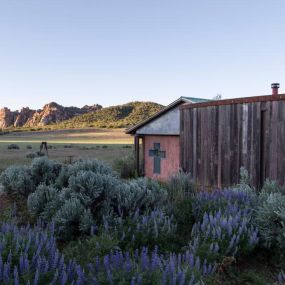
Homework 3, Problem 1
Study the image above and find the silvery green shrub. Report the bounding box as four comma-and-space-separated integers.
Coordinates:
27, 184, 60, 219
68, 170, 118, 198
67, 159, 114, 176
235, 167, 257, 197
118, 178, 168, 216
55, 159, 115, 188
30, 157, 62, 185
0, 165, 35, 196
67, 171, 124, 218
53, 197, 95, 240
261, 179, 285, 195
254, 193, 285, 250
167, 171, 195, 204
25, 158, 169, 241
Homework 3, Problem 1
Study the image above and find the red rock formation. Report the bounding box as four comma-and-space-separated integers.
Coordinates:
0, 102, 102, 128
0, 108, 16, 128
14, 107, 36, 127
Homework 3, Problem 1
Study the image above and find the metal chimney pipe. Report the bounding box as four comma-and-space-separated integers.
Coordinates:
271, 83, 280, 96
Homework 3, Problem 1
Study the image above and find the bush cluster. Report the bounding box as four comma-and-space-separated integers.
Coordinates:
0, 157, 169, 241
0, 165, 35, 196
4, 159, 285, 284
7, 143, 20, 150
254, 191, 285, 251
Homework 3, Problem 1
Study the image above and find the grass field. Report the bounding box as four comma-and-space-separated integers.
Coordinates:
0, 128, 133, 171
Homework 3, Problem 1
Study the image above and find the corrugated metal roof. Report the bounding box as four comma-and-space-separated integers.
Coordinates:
182, 96, 211, 103
126, 96, 209, 134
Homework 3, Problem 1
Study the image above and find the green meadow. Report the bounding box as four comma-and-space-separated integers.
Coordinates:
0, 128, 133, 171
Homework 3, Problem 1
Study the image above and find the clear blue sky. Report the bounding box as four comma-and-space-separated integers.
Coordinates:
0, 0, 284, 110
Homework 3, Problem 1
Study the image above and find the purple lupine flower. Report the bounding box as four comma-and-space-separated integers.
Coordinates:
0, 255, 3, 278
278, 270, 285, 282
178, 271, 185, 285
76, 265, 85, 283
60, 270, 68, 285
103, 255, 110, 271
3, 262, 10, 284
33, 269, 39, 285
106, 269, 113, 284
130, 277, 135, 285
13, 266, 20, 285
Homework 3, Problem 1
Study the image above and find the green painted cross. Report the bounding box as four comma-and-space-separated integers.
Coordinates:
149, 143, 166, 174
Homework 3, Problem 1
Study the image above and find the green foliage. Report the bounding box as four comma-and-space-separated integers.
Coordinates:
103, 209, 177, 252
173, 197, 195, 244
167, 171, 195, 204
239, 270, 268, 285
30, 157, 62, 185
26, 152, 37, 159
119, 178, 168, 216
68, 171, 121, 218
113, 154, 136, 179
63, 233, 120, 266
68, 159, 114, 176
55, 159, 114, 188
254, 193, 285, 250
53, 197, 93, 239
24, 158, 169, 241
27, 184, 60, 219
236, 166, 255, 194
0, 165, 35, 196
0, 202, 17, 223
239, 166, 250, 185
56, 101, 164, 129
261, 179, 285, 195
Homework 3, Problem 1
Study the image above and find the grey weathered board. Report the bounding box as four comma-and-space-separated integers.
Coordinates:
180, 97, 285, 190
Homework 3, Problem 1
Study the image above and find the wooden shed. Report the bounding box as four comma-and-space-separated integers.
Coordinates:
180, 84, 285, 190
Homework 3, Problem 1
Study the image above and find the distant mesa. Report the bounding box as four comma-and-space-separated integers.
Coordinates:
0, 102, 102, 128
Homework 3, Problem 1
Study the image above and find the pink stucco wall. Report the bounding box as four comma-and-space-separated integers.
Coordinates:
143, 135, 180, 181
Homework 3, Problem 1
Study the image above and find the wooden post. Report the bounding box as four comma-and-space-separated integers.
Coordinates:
141, 136, 145, 176
134, 135, 140, 176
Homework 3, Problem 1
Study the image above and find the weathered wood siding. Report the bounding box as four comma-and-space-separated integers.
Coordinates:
180, 98, 285, 189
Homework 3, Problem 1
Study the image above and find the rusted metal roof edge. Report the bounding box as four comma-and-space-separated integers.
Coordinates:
180, 94, 285, 110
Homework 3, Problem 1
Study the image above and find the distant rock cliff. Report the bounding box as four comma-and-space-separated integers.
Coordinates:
0, 102, 102, 128
14, 107, 36, 127
0, 108, 16, 128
